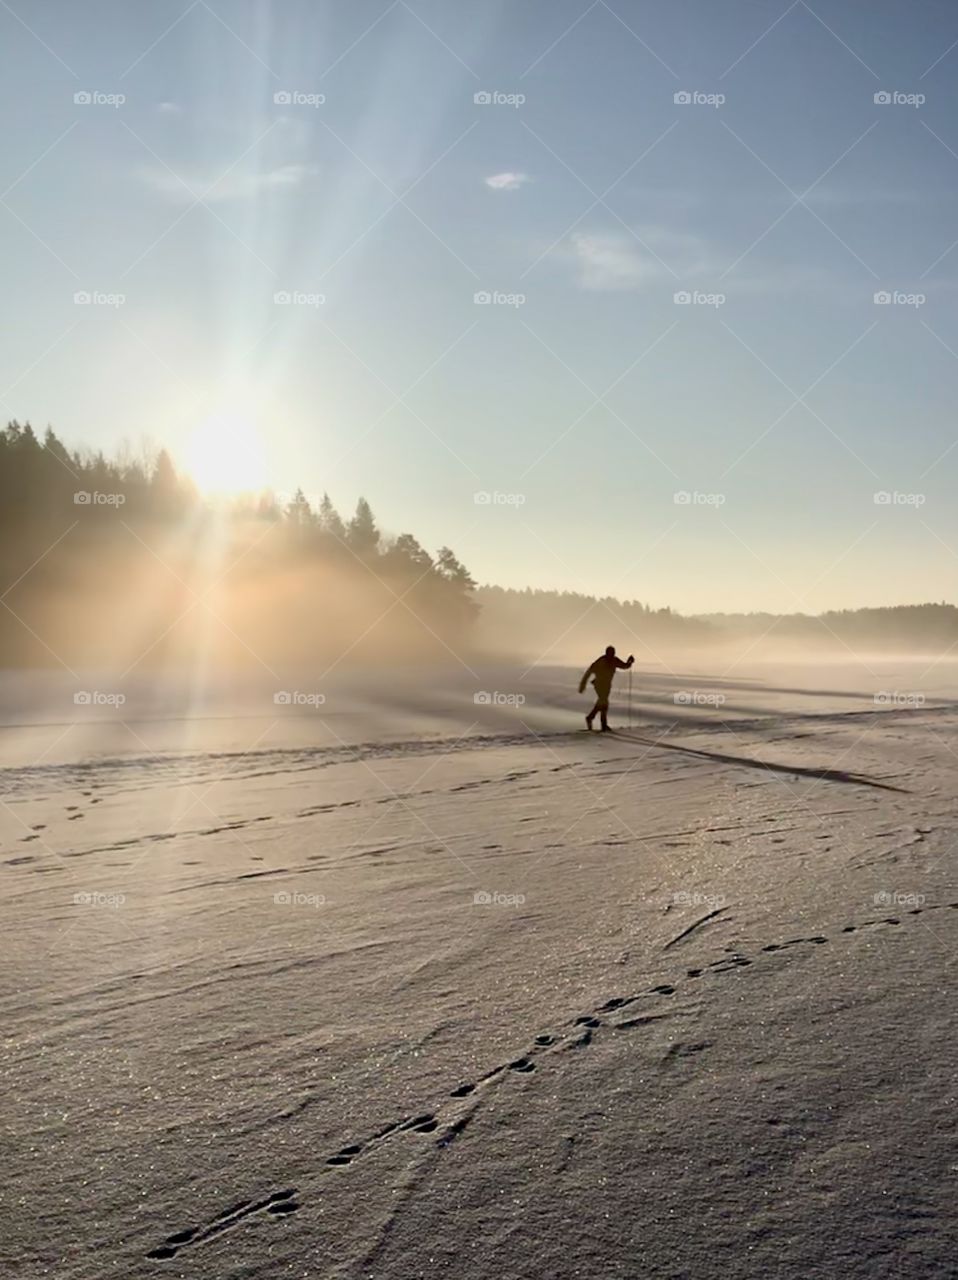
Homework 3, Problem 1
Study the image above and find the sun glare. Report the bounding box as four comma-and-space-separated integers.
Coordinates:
185, 408, 267, 495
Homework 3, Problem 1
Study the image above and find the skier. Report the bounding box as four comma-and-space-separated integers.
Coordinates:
579, 645, 634, 731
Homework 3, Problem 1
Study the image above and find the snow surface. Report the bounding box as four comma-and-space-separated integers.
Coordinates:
2, 661, 956, 1278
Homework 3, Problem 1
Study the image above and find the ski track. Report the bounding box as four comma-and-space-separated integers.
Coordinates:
7, 751, 922, 868
143, 899, 957, 1266
2, 699, 940, 802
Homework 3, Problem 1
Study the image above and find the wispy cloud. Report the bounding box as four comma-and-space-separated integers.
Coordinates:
568, 227, 714, 290
137, 162, 316, 204
485, 171, 530, 191
570, 232, 654, 290
566, 226, 839, 295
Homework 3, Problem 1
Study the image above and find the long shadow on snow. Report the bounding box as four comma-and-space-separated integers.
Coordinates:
605, 730, 909, 792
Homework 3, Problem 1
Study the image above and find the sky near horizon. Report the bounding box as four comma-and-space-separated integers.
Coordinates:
2, 0, 958, 614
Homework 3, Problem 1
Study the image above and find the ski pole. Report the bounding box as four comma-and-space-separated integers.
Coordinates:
628, 666, 632, 728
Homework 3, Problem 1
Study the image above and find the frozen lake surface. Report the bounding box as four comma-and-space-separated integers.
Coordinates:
2, 660, 955, 1278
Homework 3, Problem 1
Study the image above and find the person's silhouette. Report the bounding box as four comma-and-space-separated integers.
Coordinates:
579, 645, 634, 731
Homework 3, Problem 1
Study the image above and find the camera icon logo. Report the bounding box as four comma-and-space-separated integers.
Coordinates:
874, 91, 891, 104
74, 691, 92, 705
274, 691, 292, 705
874, 290, 891, 304
74, 91, 92, 105
273, 90, 292, 105
474, 91, 492, 105
74, 490, 91, 504
474, 690, 492, 704
273, 291, 292, 305
674, 90, 692, 105
674, 290, 691, 304
473, 890, 492, 904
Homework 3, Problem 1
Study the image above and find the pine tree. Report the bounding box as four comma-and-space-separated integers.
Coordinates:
318, 492, 346, 542
435, 546, 475, 590
390, 533, 434, 576
285, 488, 315, 528
347, 497, 380, 556
150, 449, 181, 516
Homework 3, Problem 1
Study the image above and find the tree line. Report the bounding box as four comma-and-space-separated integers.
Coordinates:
475, 586, 958, 658
2, 421, 952, 670
0, 422, 477, 668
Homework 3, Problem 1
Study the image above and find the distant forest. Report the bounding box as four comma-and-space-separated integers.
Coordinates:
2, 421, 955, 671
476, 588, 958, 658
0, 422, 477, 669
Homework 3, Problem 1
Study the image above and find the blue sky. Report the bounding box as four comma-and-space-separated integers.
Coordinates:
2, 0, 958, 612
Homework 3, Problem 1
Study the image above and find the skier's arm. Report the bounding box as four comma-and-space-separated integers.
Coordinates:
578, 661, 597, 694
614, 655, 635, 670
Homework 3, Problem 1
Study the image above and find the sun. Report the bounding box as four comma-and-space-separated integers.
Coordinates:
184, 407, 267, 495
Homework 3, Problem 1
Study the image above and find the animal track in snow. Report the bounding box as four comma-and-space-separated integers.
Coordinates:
664, 1040, 713, 1063
762, 936, 827, 952
146, 900, 956, 1263
146, 1188, 299, 1261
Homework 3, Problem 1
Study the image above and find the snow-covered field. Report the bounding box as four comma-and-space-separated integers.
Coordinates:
2, 661, 956, 1278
